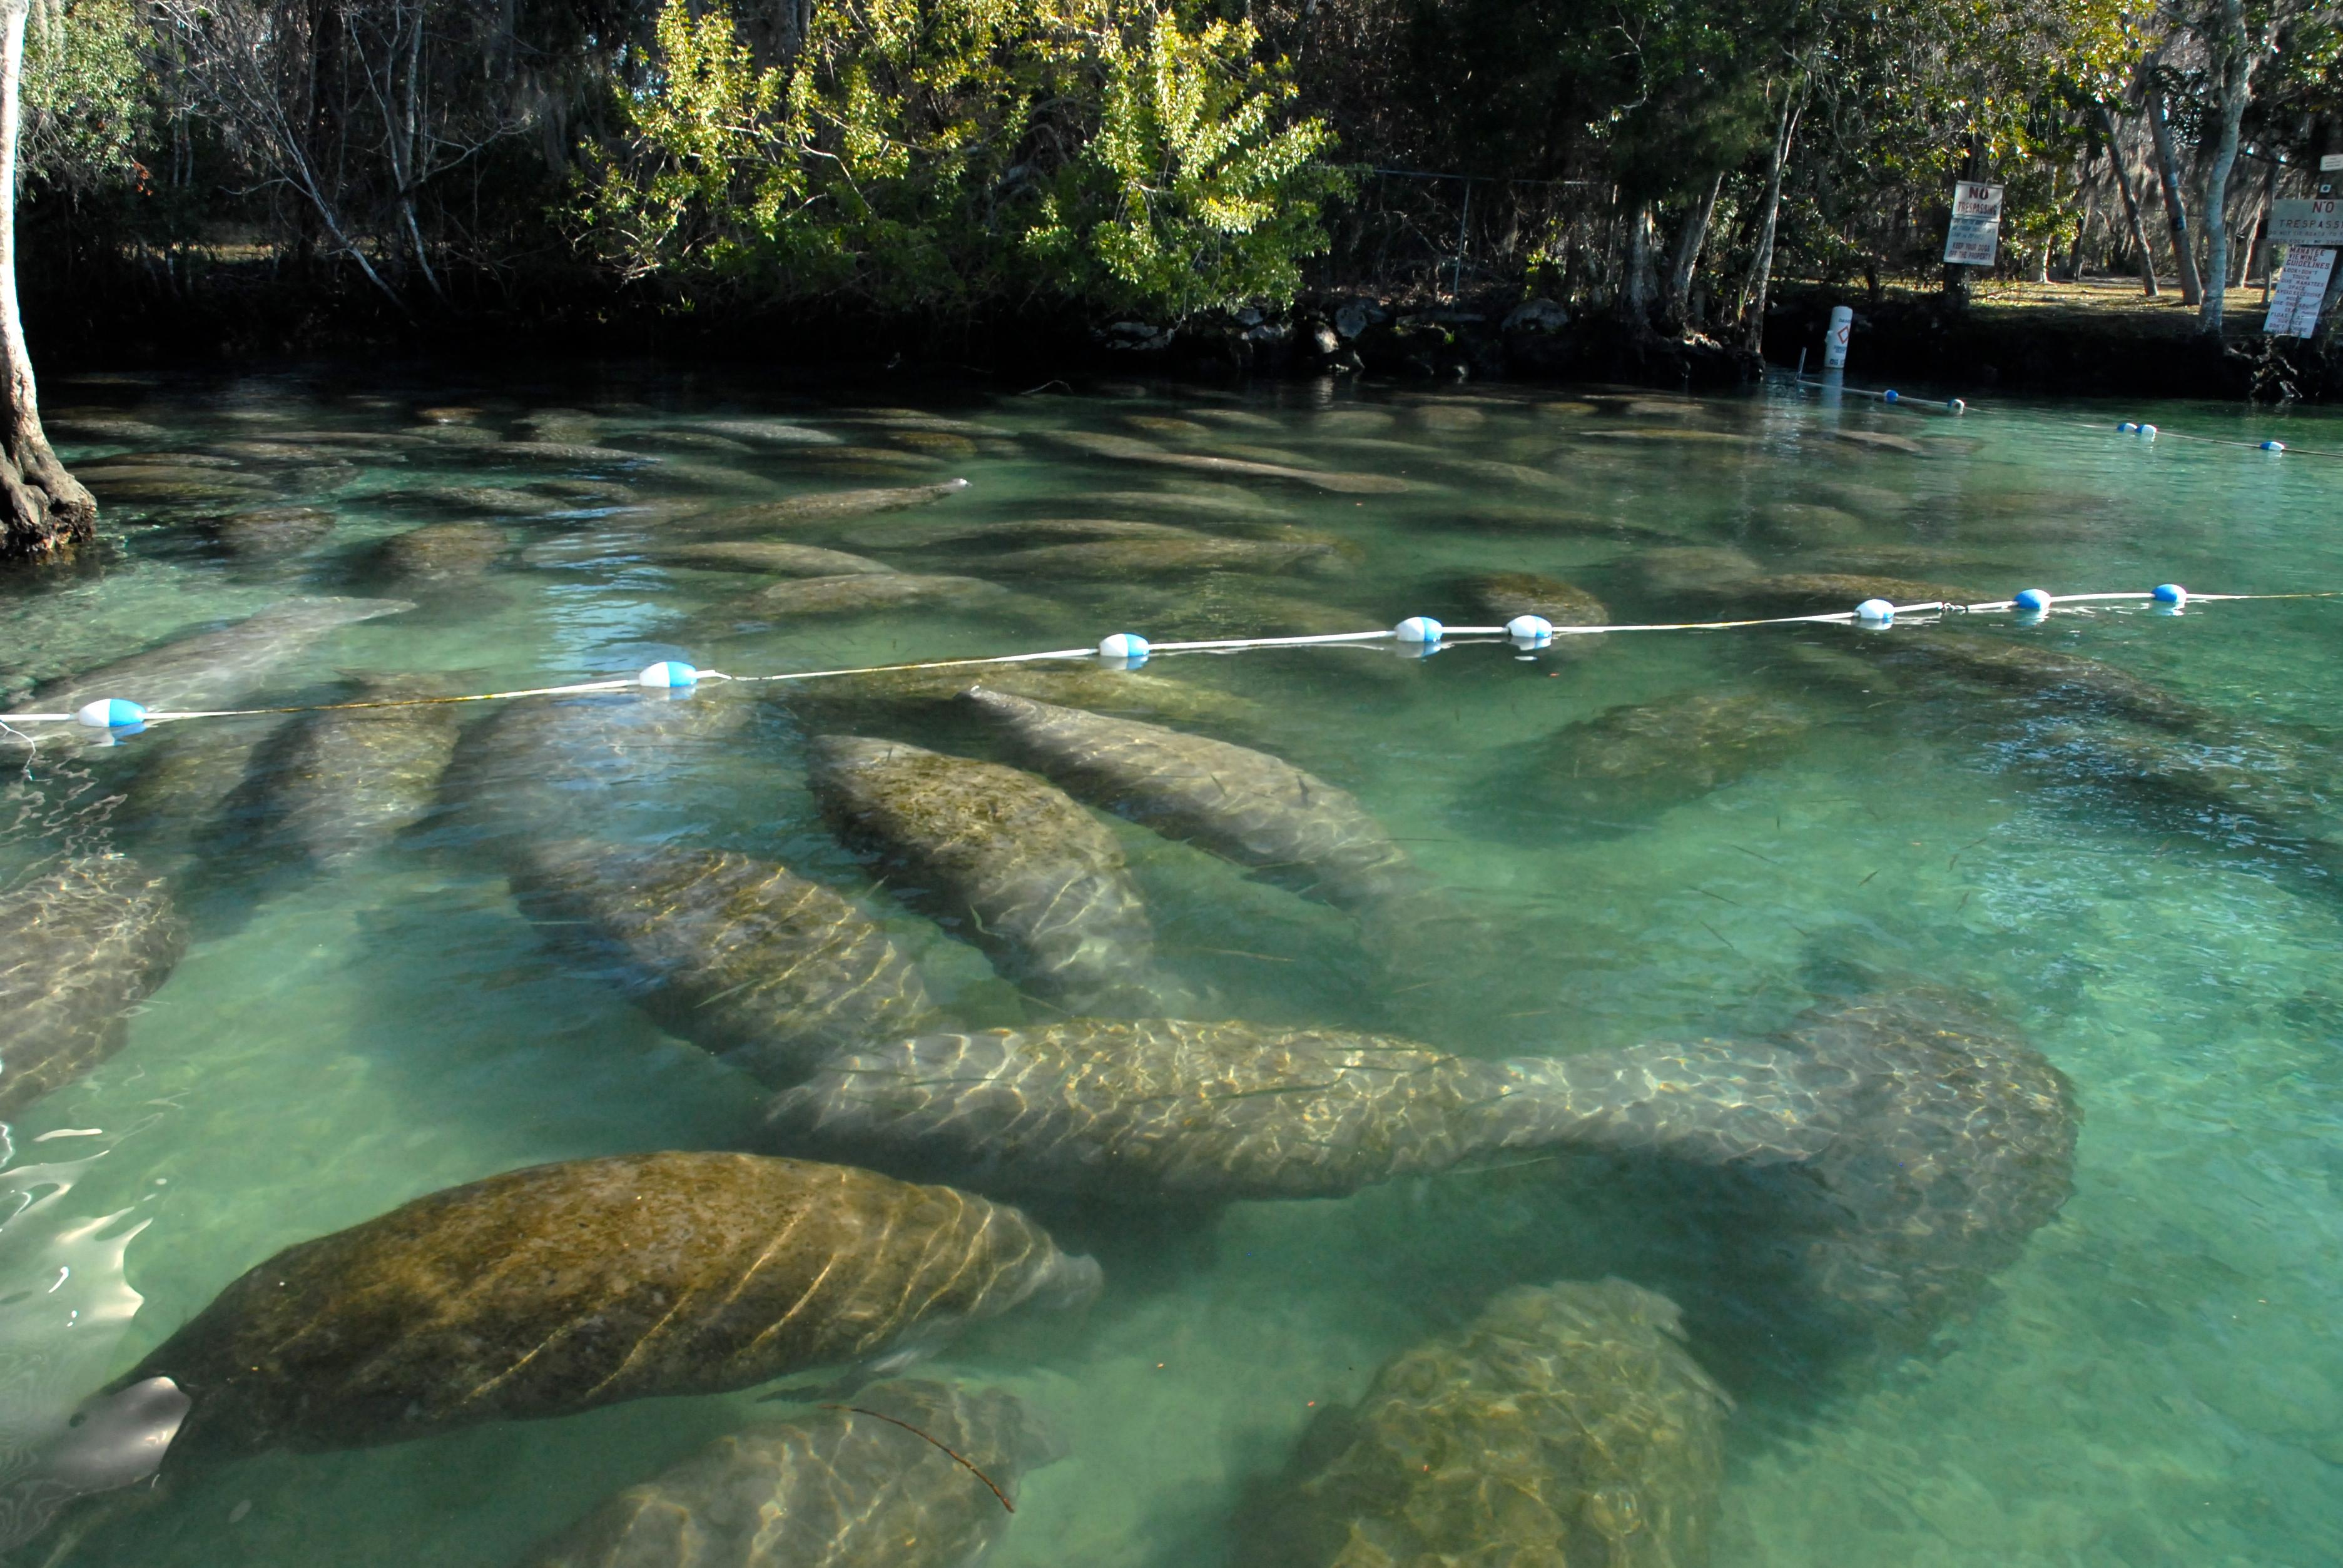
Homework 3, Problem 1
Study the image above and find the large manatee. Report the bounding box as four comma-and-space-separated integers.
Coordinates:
958, 689, 1421, 913
216, 677, 467, 867
121, 1151, 1100, 1461
1049, 430, 1409, 494
765, 1020, 1844, 1202
653, 541, 895, 576
771, 662, 1256, 736
741, 573, 1007, 618
1853, 625, 2217, 732
22, 597, 413, 722
519, 1380, 1059, 1568
1466, 691, 1816, 832
509, 841, 939, 1086
1237, 1279, 1729, 1568
688, 478, 968, 529
807, 736, 1165, 1013
979, 537, 1347, 579
0, 856, 186, 1116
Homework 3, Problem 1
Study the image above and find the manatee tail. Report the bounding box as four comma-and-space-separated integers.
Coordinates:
1476, 1037, 1848, 1167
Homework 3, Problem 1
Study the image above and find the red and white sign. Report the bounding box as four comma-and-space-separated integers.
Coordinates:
1943, 182, 2005, 266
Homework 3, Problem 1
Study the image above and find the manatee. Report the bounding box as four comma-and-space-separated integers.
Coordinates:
482, 442, 649, 465
838, 410, 1014, 437
78, 471, 271, 507
1832, 428, 1928, 455
26, 598, 414, 720
1474, 692, 1814, 829
766, 1020, 1849, 1202
1861, 628, 2218, 732
519, 1380, 1060, 1568
1084, 487, 1296, 522
1314, 437, 1560, 489
377, 483, 557, 516
215, 677, 467, 868
852, 516, 1207, 552
1458, 571, 1609, 630
509, 841, 939, 1086
1050, 430, 1409, 494
1124, 414, 1214, 437
791, 445, 942, 473
1311, 410, 1397, 433
887, 430, 980, 457
1579, 427, 1754, 445
698, 419, 846, 447
1188, 407, 1285, 430
48, 416, 172, 444
980, 537, 1346, 579
380, 520, 507, 579
0, 856, 186, 1116
621, 429, 760, 455
743, 573, 1007, 618
121, 1152, 1100, 1460
1700, 572, 1985, 618
959, 689, 1421, 912
653, 541, 895, 577
1749, 500, 1866, 547
772, 662, 1256, 733
691, 478, 970, 527
204, 505, 335, 557
1237, 1280, 1729, 1568
808, 736, 1164, 1013
1619, 545, 1762, 599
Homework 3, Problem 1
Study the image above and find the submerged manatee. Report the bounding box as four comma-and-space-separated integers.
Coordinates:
379, 521, 508, 579
691, 478, 969, 528
653, 541, 895, 577
123, 1151, 1100, 1460
0, 856, 186, 1116
742, 573, 1007, 618
1459, 570, 1609, 630
1689, 572, 1986, 618
766, 1020, 1846, 1202
519, 1380, 1059, 1568
808, 736, 1164, 1013
773, 662, 1256, 735
215, 676, 468, 868
1238, 1280, 1729, 1568
1859, 627, 2220, 732
25, 598, 413, 721
203, 505, 335, 558
960, 689, 1420, 913
1476, 691, 1815, 830
980, 537, 1347, 579
509, 841, 939, 1086
1050, 430, 1410, 494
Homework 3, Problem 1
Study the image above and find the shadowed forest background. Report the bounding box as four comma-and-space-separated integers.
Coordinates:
21, 0, 2343, 364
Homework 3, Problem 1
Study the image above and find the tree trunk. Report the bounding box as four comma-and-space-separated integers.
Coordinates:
1617, 201, 1657, 328
2145, 56, 2204, 306
0, 0, 94, 564
1662, 173, 1724, 331
2197, 0, 2261, 336
1737, 74, 1807, 352
2099, 105, 2160, 296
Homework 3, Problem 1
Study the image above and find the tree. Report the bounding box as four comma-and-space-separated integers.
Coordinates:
0, 0, 93, 563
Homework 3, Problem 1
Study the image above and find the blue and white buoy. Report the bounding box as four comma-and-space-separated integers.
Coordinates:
2261, 440, 2285, 453
1854, 598, 1896, 627
2118, 422, 2138, 434
74, 698, 146, 729
2013, 588, 2052, 614
1948, 398, 1967, 413
2152, 583, 2188, 610
1505, 614, 1555, 647
2138, 423, 2158, 440
1393, 616, 1443, 644
1097, 632, 1150, 669
636, 660, 698, 688
1883, 389, 1899, 403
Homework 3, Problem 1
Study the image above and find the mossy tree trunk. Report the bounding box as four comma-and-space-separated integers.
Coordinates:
0, 0, 94, 564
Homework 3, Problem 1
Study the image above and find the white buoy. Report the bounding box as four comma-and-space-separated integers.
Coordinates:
1394, 616, 1443, 643
74, 698, 147, 728
1854, 598, 1896, 627
636, 660, 698, 688
1823, 305, 1853, 372
1505, 614, 1555, 645
1097, 632, 1150, 660
2138, 423, 2158, 440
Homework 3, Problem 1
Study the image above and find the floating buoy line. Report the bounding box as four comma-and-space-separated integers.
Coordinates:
1789, 371, 2343, 458
6, 584, 2335, 739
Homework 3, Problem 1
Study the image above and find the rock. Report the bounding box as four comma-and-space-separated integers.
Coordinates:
0, 856, 186, 1117
519, 1380, 1060, 1568
509, 841, 939, 1087
1502, 296, 1570, 333
1333, 305, 1370, 340
123, 1151, 1100, 1460
1309, 324, 1341, 357
741, 573, 1007, 618
1238, 1280, 1728, 1568
808, 736, 1167, 1014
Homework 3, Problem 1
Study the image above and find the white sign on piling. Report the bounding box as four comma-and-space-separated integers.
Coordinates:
1823, 305, 1853, 370
1943, 182, 2005, 266
2267, 246, 2336, 338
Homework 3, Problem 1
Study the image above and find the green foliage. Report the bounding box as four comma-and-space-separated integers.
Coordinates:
574, 0, 1341, 316
22, 0, 151, 192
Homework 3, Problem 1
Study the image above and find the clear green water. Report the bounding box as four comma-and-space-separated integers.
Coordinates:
2, 368, 2339, 1565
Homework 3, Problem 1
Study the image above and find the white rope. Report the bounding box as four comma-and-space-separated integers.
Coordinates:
3, 587, 2329, 732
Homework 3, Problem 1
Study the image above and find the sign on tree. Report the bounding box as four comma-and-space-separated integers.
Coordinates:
1943, 182, 2005, 267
